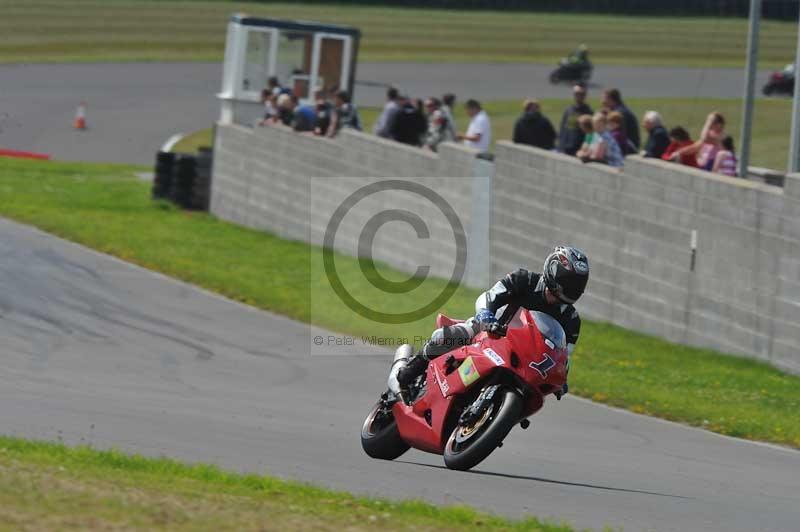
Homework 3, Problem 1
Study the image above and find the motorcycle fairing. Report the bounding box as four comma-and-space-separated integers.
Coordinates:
393, 309, 567, 454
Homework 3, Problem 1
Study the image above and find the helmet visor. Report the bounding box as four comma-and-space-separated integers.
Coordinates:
558, 273, 588, 304
553, 286, 577, 305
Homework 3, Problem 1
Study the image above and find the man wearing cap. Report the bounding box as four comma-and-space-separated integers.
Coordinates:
558, 85, 593, 156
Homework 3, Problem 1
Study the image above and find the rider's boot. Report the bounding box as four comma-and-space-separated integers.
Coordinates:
555, 382, 569, 400
396, 322, 474, 393
396, 353, 428, 390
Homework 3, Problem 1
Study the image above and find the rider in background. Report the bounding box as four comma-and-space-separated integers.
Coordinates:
397, 246, 590, 396
567, 44, 590, 66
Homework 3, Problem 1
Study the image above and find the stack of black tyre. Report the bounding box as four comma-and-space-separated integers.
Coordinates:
192, 147, 213, 211
172, 155, 196, 209
152, 148, 213, 211
152, 151, 175, 200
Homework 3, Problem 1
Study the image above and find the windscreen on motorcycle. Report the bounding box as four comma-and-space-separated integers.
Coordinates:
531, 311, 566, 349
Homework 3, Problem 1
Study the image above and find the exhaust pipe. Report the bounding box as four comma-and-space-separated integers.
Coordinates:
387, 344, 414, 394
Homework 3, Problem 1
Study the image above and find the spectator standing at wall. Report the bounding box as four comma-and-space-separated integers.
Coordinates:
575, 114, 594, 160
289, 95, 317, 132
458, 99, 492, 153
267, 76, 285, 96
423, 97, 453, 151
558, 84, 593, 155
661, 127, 697, 167
275, 93, 294, 126
391, 96, 427, 146
442, 93, 457, 139
257, 88, 278, 126
602, 88, 640, 150
512, 99, 556, 150
595, 112, 624, 167
669, 111, 725, 171
607, 111, 633, 155
641, 111, 670, 159
327, 90, 361, 137
374, 87, 401, 138
313, 90, 333, 135
712, 136, 738, 177
576, 112, 623, 167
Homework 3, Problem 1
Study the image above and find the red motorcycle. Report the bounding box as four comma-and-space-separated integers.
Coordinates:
361, 309, 568, 471
763, 64, 795, 96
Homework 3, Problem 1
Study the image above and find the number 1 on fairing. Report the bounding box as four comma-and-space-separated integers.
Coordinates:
529, 354, 555, 378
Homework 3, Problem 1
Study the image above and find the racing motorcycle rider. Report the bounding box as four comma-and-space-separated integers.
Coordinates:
396, 246, 589, 397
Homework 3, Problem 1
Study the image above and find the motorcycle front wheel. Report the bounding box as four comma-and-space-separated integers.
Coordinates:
361, 400, 410, 460
443, 388, 522, 471
549, 71, 560, 84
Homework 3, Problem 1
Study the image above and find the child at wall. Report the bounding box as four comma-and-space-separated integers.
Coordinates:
712, 136, 738, 177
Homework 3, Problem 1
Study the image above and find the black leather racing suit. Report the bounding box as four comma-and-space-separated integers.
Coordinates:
418, 268, 581, 362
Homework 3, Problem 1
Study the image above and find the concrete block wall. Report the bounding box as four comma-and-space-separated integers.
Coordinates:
493, 141, 800, 373
211, 123, 487, 289
211, 123, 800, 372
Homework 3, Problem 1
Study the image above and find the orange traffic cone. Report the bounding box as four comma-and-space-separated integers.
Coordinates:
73, 102, 87, 130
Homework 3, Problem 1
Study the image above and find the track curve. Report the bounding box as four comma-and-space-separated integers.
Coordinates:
1, 217, 799, 531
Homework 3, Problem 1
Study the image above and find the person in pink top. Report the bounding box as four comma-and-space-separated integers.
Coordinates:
712, 136, 738, 177
669, 111, 725, 171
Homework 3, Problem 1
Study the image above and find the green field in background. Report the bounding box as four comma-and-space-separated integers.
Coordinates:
0, 0, 796, 66
1, 157, 799, 449
177, 96, 793, 171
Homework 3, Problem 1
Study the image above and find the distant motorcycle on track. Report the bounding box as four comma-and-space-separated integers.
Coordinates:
361, 308, 569, 471
763, 64, 795, 96
550, 44, 593, 84
549, 59, 593, 84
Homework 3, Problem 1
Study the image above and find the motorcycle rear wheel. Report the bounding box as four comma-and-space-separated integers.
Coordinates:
443, 388, 522, 471
361, 400, 410, 460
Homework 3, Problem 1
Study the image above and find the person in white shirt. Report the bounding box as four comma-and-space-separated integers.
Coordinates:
373, 87, 401, 138
457, 99, 491, 153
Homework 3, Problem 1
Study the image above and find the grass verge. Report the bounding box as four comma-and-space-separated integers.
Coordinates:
0, 0, 797, 67
171, 128, 214, 154
0, 157, 799, 449
0, 436, 572, 531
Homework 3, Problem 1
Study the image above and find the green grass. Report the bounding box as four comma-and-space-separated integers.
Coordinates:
0, 436, 572, 531
1, 157, 799, 449
172, 128, 214, 154
0, 0, 797, 67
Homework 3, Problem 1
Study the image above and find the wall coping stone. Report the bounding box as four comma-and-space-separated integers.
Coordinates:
625, 154, 782, 196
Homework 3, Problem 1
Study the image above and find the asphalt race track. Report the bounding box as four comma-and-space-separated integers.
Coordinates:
1, 217, 798, 532
0, 62, 774, 164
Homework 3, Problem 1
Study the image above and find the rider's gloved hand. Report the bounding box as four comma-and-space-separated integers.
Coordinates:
474, 308, 498, 332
